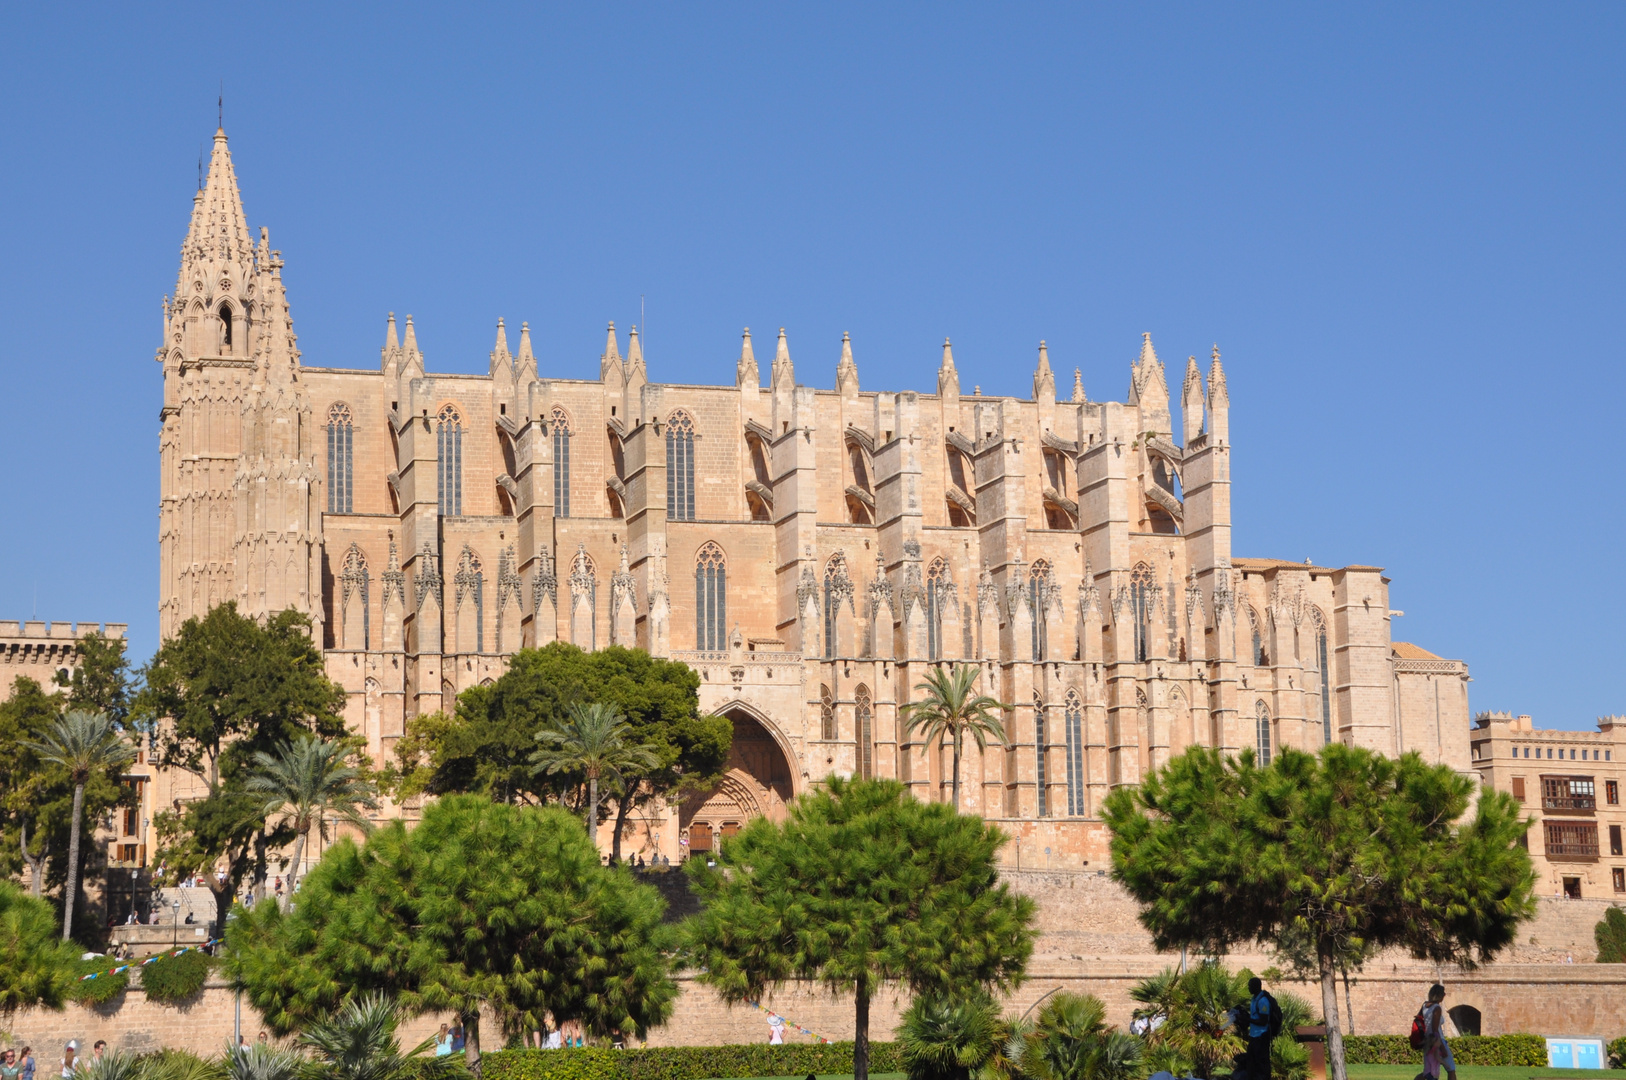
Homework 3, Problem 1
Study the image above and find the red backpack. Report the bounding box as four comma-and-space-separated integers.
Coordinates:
1408, 1006, 1430, 1050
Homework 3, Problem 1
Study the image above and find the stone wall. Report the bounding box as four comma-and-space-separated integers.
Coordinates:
11, 873, 1622, 1053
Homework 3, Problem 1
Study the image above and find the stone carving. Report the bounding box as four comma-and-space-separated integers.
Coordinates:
415, 542, 442, 609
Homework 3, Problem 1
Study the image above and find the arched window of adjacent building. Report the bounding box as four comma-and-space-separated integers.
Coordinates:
824, 552, 851, 658
1064, 689, 1085, 816
551, 407, 572, 518
666, 410, 696, 521
1312, 607, 1331, 745
1248, 607, 1269, 667
1042, 449, 1075, 529
855, 683, 874, 780
695, 542, 727, 651
326, 402, 354, 514
218, 302, 234, 354
1029, 560, 1053, 660
1130, 563, 1154, 663
820, 684, 836, 740
437, 403, 463, 516
1256, 700, 1273, 767
926, 557, 950, 660
1034, 692, 1049, 818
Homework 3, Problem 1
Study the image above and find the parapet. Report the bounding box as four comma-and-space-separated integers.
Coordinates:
0, 621, 127, 641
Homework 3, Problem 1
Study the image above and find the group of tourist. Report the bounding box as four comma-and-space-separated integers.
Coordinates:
1231, 980, 1456, 1080
1, 1039, 115, 1080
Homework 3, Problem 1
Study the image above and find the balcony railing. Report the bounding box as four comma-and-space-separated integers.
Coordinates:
1546, 839, 1600, 857
1543, 793, 1597, 811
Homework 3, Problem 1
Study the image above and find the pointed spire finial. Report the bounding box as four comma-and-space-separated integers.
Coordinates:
517, 321, 534, 362
1207, 343, 1228, 407
836, 331, 858, 393
1033, 339, 1055, 401
937, 336, 960, 397
494, 317, 509, 354
604, 321, 620, 364
385, 312, 399, 352
403, 315, 418, 352
772, 327, 794, 390
1072, 367, 1085, 403
736, 327, 759, 388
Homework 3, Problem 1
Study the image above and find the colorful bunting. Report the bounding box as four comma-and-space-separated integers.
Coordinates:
746, 999, 833, 1044
78, 940, 221, 980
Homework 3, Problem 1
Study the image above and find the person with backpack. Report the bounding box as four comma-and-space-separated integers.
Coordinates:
1411, 984, 1457, 1080
1241, 977, 1281, 1080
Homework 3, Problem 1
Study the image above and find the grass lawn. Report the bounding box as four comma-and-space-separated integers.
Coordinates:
1347, 1067, 1612, 1080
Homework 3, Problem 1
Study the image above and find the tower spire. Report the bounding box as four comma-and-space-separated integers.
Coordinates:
771, 327, 794, 390
516, 321, 537, 383
600, 321, 621, 379
626, 323, 646, 377
1072, 367, 1085, 403
1182, 354, 1205, 444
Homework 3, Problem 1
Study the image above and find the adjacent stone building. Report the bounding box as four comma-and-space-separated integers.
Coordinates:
155, 127, 1474, 866
1471, 711, 1626, 899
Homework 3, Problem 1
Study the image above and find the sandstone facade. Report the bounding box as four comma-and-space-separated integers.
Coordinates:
147, 127, 1478, 867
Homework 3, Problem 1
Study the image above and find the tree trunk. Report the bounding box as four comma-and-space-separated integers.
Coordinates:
211, 877, 233, 933
61, 781, 85, 940
21, 820, 47, 898
252, 831, 267, 903
463, 1008, 482, 1078
854, 980, 871, 1080
950, 730, 962, 811
611, 793, 631, 863
1341, 963, 1355, 1036
586, 775, 599, 847
1319, 946, 1347, 1080
284, 827, 308, 905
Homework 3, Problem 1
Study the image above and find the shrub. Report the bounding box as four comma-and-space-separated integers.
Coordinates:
481, 1043, 904, 1080
1606, 1035, 1626, 1069
140, 949, 211, 1004
898, 991, 1003, 1080
1340, 1034, 1546, 1067
66, 956, 129, 1005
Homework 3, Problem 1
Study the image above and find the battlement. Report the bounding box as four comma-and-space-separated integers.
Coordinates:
0, 620, 126, 641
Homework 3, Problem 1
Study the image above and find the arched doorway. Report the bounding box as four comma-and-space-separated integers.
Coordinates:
680, 709, 794, 859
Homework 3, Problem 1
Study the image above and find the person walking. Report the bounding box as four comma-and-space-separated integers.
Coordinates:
58, 1042, 77, 1079
1241, 977, 1278, 1080
1421, 984, 1457, 1080
449, 1022, 465, 1054
3, 1048, 22, 1080
433, 1025, 452, 1057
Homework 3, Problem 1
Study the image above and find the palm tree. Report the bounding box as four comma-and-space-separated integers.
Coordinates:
300, 993, 464, 1080
530, 702, 659, 843
899, 664, 1008, 811
23, 708, 135, 940
247, 736, 380, 899
223, 1041, 303, 1080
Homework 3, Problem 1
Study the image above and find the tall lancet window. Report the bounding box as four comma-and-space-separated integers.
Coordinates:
1313, 608, 1332, 745
1029, 559, 1053, 661
437, 404, 463, 516
855, 684, 874, 780
1129, 563, 1154, 662
1034, 692, 1049, 817
551, 407, 572, 518
666, 410, 696, 521
1256, 700, 1273, 767
326, 403, 354, 514
1064, 690, 1085, 816
695, 542, 727, 651
218, 303, 234, 354
926, 557, 949, 660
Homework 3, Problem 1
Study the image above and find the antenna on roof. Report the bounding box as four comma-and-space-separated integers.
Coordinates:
198, 145, 203, 191
641, 294, 645, 354
218, 80, 223, 128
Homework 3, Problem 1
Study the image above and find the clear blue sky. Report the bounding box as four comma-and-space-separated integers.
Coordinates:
1, 5, 1620, 729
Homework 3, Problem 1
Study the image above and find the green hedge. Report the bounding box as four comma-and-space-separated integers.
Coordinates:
140, 948, 211, 1003
1341, 1034, 1547, 1067
66, 956, 129, 1005
1606, 1036, 1626, 1070
481, 1043, 903, 1080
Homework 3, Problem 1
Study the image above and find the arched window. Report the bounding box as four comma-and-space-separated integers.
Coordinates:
1313, 608, 1331, 745
326, 402, 353, 514
926, 558, 949, 660
1256, 700, 1273, 767
1034, 692, 1049, 818
846, 441, 874, 525
855, 684, 874, 780
666, 411, 696, 521
1130, 563, 1154, 663
218, 302, 234, 353
1029, 560, 1053, 660
551, 407, 572, 518
1248, 608, 1269, 667
695, 542, 727, 651
437, 404, 463, 516
820, 684, 836, 740
1064, 690, 1085, 816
